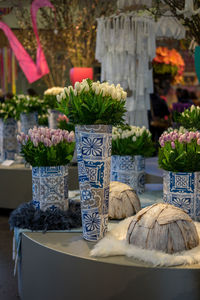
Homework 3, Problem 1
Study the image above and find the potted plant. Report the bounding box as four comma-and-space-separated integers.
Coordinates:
44, 87, 64, 129
111, 125, 155, 194
17, 127, 75, 211
158, 128, 200, 221
0, 99, 19, 161
16, 95, 47, 134
174, 105, 200, 130
153, 47, 185, 85
58, 79, 127, 241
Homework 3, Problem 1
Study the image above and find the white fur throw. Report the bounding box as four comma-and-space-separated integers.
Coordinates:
91, 217, 200, 267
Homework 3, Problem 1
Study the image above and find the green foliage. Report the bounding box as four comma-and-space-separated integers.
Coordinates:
38, 114, 49, 126
44, 95, 58, 110
20, 140, 75, 167
153, 63, 178, 76
0, 99, 19, 120
158, 140, 200, 172
57, 80, 126, 125
15, 95, 48, 116
57, 119, 75, 132
175, 106, 200, 130
112, 125, 155, 157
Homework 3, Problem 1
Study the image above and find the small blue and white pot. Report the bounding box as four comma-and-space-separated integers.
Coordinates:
75, 124, 112, 241
32, 165, 68, 211
0, 118, 18, 161
48, 109, 60, 129
20, 112, 38, 134
163, 171, 200, 221
111, 155, 145, 194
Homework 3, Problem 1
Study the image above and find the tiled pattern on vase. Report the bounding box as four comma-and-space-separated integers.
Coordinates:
0, 118, 18, 161
163, 171, 200, 221
32, 165, 68, 211
20, 112, 38, 134
111, 155, 145, 194
75, 125, 112, 241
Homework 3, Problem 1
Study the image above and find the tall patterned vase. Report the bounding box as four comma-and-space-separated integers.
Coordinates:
48, 109, 60, 129
75, 125, 112, 241
32, 165, 68, 211
111, 155, 145, 194
0, 118, 18, 161
20, 112, 38, 134
163, 171, 200, 221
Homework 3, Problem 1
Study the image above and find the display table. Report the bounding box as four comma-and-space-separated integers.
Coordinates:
0, 163, 79, 209
0, 157, 162, 209
18, 231, 200, 300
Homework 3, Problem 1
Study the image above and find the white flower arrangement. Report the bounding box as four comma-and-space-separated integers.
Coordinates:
44, 87, 64, 96
57, 79, 127, 125
181, 104, 200, 116
175, 104, 200, 130
163, 126, 188, 135
57, 80, 127, 102
112, 125, 154, 157
112, 125, 151, 140
44, 87, 64, 109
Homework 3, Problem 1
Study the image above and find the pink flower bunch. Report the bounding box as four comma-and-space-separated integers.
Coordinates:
159, 130, 200, 149
57, 114, 69, 123
17, 127, 75, 147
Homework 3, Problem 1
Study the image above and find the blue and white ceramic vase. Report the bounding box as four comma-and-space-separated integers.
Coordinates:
48, 109, 60, 129
0, 118, 18, 161
32, 165, 68, 211
111, 155, 145, 194
20, 112, 38, 134
75, 125, 112, 241
163, 171, 200, 221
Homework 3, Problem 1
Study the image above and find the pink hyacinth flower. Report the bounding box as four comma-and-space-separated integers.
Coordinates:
67, 131, 75, 143
33, 139, 38, 147
171, 141, 175, 149
17, 135, 22, 143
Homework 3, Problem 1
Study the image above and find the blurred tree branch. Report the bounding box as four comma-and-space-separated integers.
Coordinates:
155, 1, 200, 45
14, 0, 116, 87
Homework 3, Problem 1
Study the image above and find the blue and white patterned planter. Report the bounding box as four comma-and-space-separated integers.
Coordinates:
111, 155, 145, 194
75, 124, 112, 241
0, 118, 18, 161
48, 109, 60, 129
20, 112, 38, 134
163, 171, 200, 221
32, 165, 68, 211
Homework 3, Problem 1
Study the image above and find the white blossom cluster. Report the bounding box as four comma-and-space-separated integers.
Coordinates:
182, 105, 200, 117
44, 87, 64, 96
163, 126, 187, 135
112, 125, 151, 141
57, 79, 127, 102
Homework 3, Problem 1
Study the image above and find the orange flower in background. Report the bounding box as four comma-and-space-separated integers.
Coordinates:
156, 47, 169, 57
153, 47, 185, 84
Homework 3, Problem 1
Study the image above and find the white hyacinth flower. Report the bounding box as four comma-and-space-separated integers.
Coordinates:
74, 81, 81, 91
132, 136, 137, 142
